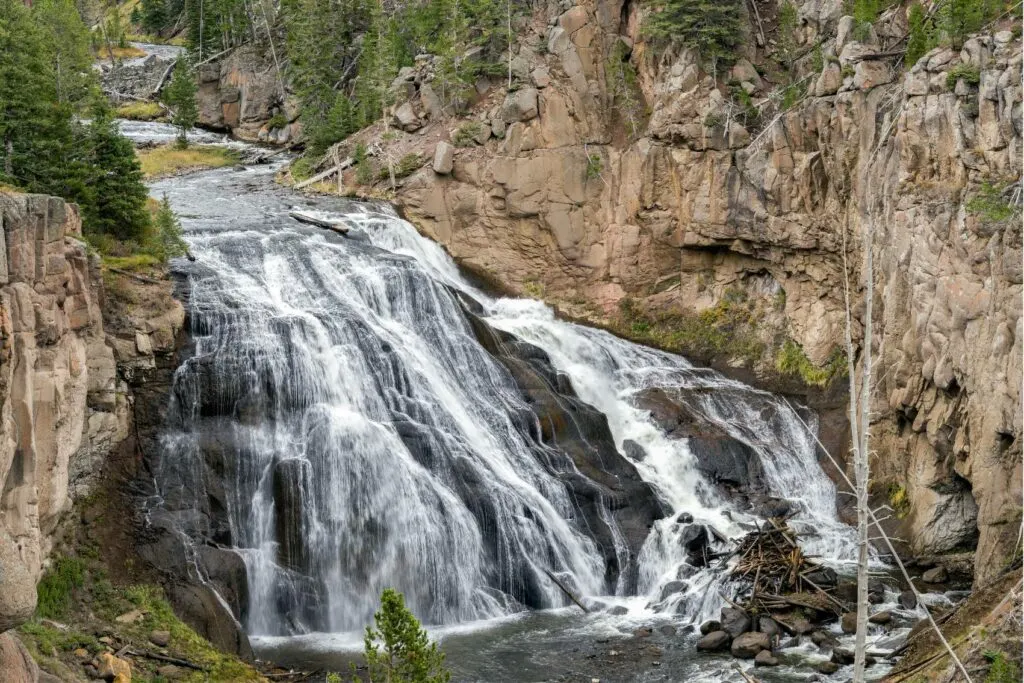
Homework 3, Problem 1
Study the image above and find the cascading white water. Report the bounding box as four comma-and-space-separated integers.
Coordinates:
146, 147, 856, 641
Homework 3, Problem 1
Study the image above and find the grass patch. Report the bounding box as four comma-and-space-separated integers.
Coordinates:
115, 101, 165, 121
985, 650, 1022, 683
452, 121, 484, 147
105, 44, 147, 60
19, 556, 262, 682
138, 145, 239, 178
36, 557, 86, 620
774, 339, 846, 387
946, 63, 981, 89
376, 153, 423, 181
613, 290, 765, 363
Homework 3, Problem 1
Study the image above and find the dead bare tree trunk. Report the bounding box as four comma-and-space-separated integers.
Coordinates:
841, 215, 873, 683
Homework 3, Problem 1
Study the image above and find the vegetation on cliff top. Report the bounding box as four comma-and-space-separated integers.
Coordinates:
0, 0, 157, 247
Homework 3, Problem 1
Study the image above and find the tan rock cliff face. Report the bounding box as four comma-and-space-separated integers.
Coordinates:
0, 194, 122, 601
386, 1, 1021, 583
197, 45, 298, 143
0, 193, 186, 639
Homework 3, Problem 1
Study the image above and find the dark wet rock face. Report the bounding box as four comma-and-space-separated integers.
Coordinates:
630, 387, 771, 511
463, 307, 667, 592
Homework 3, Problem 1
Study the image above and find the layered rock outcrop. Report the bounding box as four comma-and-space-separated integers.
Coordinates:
196, 44, 297, 143
330, 0, 1021, 583
0, 195, 123, 604
0, 192, 188, 676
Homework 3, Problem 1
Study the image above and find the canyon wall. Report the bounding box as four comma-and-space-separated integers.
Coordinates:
342, 0, 1022, 583
0, 192, 187, 671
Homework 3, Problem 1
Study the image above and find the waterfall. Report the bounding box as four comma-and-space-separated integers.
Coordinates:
147, 156, 856, 638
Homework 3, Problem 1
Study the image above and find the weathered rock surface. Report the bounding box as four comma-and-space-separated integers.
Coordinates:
196, 45, 294, 142
382, 0, 1022, 584
0, 194, 124, 631
0, 632, 39, 683
731, 631, 770, 658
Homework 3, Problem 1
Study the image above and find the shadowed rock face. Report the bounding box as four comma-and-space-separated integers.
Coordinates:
462, 304, 667, 592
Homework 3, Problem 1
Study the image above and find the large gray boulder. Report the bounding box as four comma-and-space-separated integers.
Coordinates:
501, 88, 539, 122
433, 142, 454, 175
731, 631, 770, 658
392, 102, 422, 132
696, 630, 731, 651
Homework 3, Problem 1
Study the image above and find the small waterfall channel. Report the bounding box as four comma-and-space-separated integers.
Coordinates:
131, 122, 861, 679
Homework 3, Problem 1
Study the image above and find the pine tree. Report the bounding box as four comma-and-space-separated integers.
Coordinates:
363, 589, 450, 683
153, 193, 188, 260
642, 0, 744, 64
905, 3, 937, 67
0, 0, 76, 188
77, 107, 152, 242
33, 0, 95, 106
139, 0, 170, 35
163, 56, 199, 147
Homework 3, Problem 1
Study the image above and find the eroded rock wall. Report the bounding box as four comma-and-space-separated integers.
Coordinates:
0, 194, 123, 608
379, 1, 1021, 583
197, 44, 298, 143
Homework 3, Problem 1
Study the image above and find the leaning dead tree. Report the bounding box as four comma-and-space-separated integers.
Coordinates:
842, 216, 873, 682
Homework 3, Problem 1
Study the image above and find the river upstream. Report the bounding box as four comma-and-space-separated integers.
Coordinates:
121, 121, 928, 682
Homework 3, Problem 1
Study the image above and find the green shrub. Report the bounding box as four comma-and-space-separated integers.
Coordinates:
452, 121, 483, 147
364, 589, 450, 683
966, 181, 1019, 223
888, 483, 911, 517
36, 557, 86, 619
290, 156, 315, 182
775, 339, 847, 387
586, 154, 602, 180
642, 0, 744, 64
985, 650, 1022, 683
392, 153, 423, 179
267, 113, 288, 130
946, 63, 981, 89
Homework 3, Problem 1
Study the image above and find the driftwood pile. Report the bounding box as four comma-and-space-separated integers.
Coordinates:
728, 517, 845, 619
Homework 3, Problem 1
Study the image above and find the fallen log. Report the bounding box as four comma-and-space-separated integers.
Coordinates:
288, 211, 350, 236
151, 61, 176, 96
542, 568, 589, 613
294, 157, 354, 190
125, 648, 208, 672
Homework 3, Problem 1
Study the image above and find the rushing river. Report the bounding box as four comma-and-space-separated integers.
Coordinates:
126, 121, 911, 681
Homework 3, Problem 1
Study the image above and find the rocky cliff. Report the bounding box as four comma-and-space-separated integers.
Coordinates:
0, 192, 188, 677
197, 44, 299, 144
313, 0, 1021, 585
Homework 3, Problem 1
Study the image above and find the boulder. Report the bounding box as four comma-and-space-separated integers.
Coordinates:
731, 631, 770, 658
815, 660, 840, 674
754, 650, 779, 666
696, 630, 731, 652
658, 580, 687, 602
501, 88, 539, 122
810, 630, 838, 647
831, 647, 855, 664
869, 611, 892, 625
433, 142, 454, 175
391, 102, 422, 132
532, 67, 551, 88
758, 617, 780, 640
149, 629, 171, 647
841, 611, 857, 633
922, 566, 949, 583
721, 607, 751, 637
0, 633, 39, 683
791, 617, 814, 634
899, 590, 918, 609
700, 619, 722, 635
98, 652, 132, 683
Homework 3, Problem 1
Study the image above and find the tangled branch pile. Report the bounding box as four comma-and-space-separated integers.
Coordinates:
729, 518, 844, 618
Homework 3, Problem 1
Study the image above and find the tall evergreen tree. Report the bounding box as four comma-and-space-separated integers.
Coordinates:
76, 106, 152, 241
163, 56, 199, 146
0, 0, 76, 188
153, 193, 188, 260
643, 0, 744, 64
